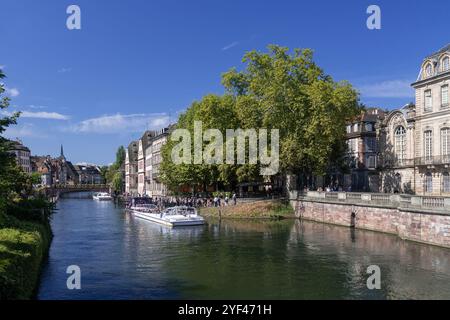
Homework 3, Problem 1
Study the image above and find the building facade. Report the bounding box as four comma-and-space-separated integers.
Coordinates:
344, 108, 385, 192
73, 164, 103, 185
144, 128, 169, 198
9, 140, 31, 173
137, 131, 156, 196
125, 140, 138, 195
379, 44, 450, 195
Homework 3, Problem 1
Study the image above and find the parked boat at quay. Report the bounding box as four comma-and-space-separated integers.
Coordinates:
127, 198, 205, 227
93, 192, 113, 201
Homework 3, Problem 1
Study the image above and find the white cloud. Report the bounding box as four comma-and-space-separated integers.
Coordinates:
5, 87, 20, 97
358, 80, 414, 98
222, 41, 239, 51
68, 113, 170, 134
21, 111, 70, 120
1, 110, 70, 120
58, 67, 72, 73
3, 123, 47, 138
28, 105, 48, 109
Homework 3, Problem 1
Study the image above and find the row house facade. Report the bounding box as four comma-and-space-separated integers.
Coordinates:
30, 145, 79, 186
73, 164, 104, 185
145, 128, 169, 198
125, 127, 171, 197
125, 140, 138, 195
137, 131, 157, 195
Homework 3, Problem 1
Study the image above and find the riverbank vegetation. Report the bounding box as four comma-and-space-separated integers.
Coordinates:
102, 146, 126, 194
160, 45, 361, 193
199, 199, 295, 219
0, 68, 53, 300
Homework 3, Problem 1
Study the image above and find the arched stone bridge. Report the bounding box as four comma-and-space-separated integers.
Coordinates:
44, 184, 110, 200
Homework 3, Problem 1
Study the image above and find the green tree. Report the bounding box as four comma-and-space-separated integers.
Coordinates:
160, 45, 361, 193
0, 69, 29, 204
160, 94, 242, 192
115, 146, 126, 168
222, 45, 361, 186
111, 171, 123, 193
104, 146, 126, 192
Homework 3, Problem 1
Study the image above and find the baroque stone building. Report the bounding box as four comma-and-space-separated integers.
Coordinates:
379, 44, 450, 195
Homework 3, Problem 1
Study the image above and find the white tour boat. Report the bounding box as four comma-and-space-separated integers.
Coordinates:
93, 192, 113, 201
127, 198, 205, 227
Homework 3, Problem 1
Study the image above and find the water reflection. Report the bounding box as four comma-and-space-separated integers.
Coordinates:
38, 199, 450, 300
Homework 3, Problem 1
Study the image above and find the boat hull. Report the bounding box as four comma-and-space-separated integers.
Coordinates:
131, 210, 205, 227
93, 196, 113, 201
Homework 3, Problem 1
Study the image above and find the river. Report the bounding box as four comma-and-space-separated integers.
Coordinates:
37, 196, 450, 300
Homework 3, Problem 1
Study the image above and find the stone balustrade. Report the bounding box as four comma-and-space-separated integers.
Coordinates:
292, 191, 450, 214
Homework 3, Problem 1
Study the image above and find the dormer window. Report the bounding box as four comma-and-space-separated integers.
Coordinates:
443, 57, 449, 72
425, 64, 433, 77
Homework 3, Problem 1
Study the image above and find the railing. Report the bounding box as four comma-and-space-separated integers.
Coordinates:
297, 191, 450, 213
415, 155, 450, 166
382, 158, 415, 168
422, 197, 445, 208
45, 184, 109, 190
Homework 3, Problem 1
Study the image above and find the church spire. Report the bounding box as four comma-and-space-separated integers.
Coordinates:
60, 144, 64, 159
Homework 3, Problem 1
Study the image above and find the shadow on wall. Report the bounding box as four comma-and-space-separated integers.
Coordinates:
382, 170, 414, 194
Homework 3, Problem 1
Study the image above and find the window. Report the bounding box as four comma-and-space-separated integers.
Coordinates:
425, 172, 433, 193
367, 155, 376, 169
443, 173, 450, 193
366, 137, 376, 152
365, 123, 374, 132
395, 126, 406, 163
443, 57, 450, 72
346, 125, 352, 134
442, 128, 450, 157
441, 85, 449, 107
425, 64, 433, 77
347, 139, 357, 154
424, 90, 433, 112
424, 130, 433, 161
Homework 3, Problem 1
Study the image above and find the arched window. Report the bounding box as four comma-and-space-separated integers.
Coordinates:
442, 57, 449, 72
425, 63, 433, 77
395, 126, 406, 164
443, 172, 450, 193
425, 172, 433, 193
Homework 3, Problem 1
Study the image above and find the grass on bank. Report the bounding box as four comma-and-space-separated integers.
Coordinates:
0, 205, 52, 300
199, 199, 295, 219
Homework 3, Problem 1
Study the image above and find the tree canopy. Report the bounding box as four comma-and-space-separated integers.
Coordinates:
0, 69, 33, 208
160, 45, 361, 192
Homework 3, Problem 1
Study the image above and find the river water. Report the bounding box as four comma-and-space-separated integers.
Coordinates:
37, 196, 450, 300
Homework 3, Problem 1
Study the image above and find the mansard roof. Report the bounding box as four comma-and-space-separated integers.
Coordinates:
415, 44, 450, 83
425, 43, 450, 59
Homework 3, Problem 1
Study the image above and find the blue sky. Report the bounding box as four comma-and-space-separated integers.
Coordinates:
1, 0, 449, 165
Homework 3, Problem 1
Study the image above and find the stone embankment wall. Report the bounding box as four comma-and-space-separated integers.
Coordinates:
291, 193, 450, 248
